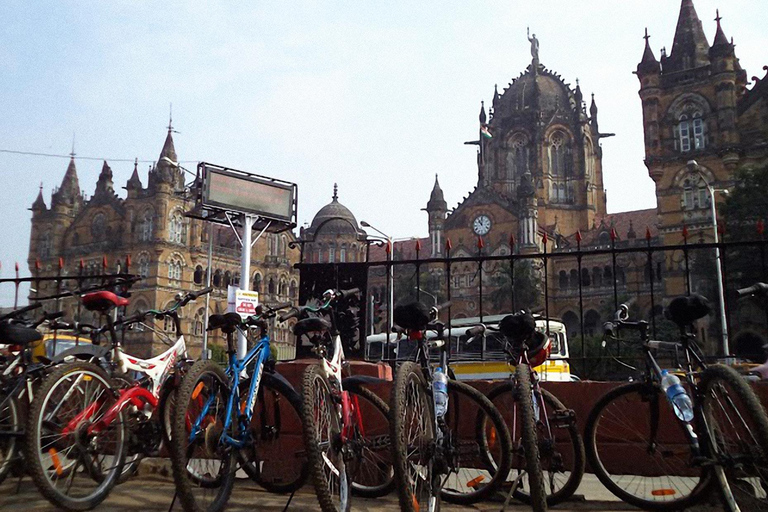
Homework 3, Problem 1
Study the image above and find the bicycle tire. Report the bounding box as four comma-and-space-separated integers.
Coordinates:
701, 363, 768, 512
584, 381, 711, 510
25, 361, 127, 511
238, 372, 308, 494
301, 363, 350, 512
0, 391, 20, 484
343, 382, 394, 498
484, 381, 585, 506
390, 361, 439, 512
440, 379, 513, 505
517, 364, 547, 511
168, 359, 236, 512
112, 375, 143, 485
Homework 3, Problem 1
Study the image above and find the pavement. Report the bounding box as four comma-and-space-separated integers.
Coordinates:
0, 459, 723, 511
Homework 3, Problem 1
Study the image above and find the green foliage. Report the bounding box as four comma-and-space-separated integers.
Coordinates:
488, 259, 541, 313
721, 163, 768, 239
208, 342, 228, 363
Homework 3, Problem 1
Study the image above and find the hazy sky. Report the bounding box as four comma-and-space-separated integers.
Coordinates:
1, 1, 766, 306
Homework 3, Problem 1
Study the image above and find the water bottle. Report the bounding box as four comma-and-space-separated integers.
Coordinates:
661, 370, 694, 422
433, 367, 448, 418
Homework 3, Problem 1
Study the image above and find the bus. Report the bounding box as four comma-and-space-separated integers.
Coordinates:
364, 314, 572, 382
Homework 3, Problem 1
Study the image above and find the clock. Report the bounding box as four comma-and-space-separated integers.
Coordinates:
472, 215, 492, 236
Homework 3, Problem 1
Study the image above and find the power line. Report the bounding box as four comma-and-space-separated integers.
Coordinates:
0, 148, 197, 164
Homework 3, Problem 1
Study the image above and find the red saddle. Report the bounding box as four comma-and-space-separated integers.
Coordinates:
82, 291, 130, 312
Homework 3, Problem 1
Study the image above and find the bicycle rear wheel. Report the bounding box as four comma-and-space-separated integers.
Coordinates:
701, 363, 768, 512
169, 359, 236, 512
484, 381, 584, 506
585, 381, 710, 510
440, 379, 512, 504
238, 372, 307, 494
0, 391, 20, 485
516, 364, 547, 511
390, 361, 438, 512
301, 363, 350, 512
25, 361, 127, 511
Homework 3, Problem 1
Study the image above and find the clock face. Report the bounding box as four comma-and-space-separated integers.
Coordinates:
472, 215, 492, 235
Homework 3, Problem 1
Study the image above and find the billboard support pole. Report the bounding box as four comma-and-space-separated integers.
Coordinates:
202, 222, 214, 360
238, 213, 255, 358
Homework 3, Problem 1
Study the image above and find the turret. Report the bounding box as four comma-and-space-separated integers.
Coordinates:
94, 161, 115, 198
425, 175, 447, 257
51, 157, 82, 213
31, 183, 47, 214
664, 0, 710, 73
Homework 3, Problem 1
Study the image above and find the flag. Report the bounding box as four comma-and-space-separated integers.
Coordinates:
480, 124, 493, 139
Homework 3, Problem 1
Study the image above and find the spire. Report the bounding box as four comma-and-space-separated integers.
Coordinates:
31, 183, 47, 211
158, 128, 178, 167
94, 160, 114, 196
666, 0, 710, 73
126, 158, 143, 190
574, 79, 583, 111
710, 9, 735, 59
479, 101, 487, 125
332, 183, 338, 202
426, 174, 447, 212
713, 10, 728, 45
590, 93, 599, 132
52, 157, 82, 207
637, 28, 661, 75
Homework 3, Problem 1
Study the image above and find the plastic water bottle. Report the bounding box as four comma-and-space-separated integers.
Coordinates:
433, 367, 449, 418
661, 370, 694, 422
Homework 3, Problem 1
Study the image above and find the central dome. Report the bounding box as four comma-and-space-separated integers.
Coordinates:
305, 185, 367, 239
497, 66, 574, 115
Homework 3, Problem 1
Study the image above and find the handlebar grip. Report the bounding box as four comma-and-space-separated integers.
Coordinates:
278, 308, 301, 322
4, 302, 43, 320
433, 301, 452, 313
465, 324, 486, 337
392, 325, 406, 334
192, 286, 214, 299
44, 311, 66, 321
338, 288, 360, 299
271, 301, 294, 312
49, 320, 75, 330
737, 283, 768, 297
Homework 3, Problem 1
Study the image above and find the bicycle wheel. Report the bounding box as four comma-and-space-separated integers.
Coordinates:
238, 372, 307, 494
112, 375, 142, 485
585, 381, 710, 510
484, 381, 584, 506
344, 382, 394, 498
302, 363, 350, 512
515, 364, 547, 511
0, 391, 20, 485
441, 379, 512, 505
25, 361, 127, 511
169, 359, 236, 512
701, 364, 768, 512
390, 361, 438, 512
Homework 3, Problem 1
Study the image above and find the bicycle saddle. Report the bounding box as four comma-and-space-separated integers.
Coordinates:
393, 302, 431, 331
294, 317, 332, 338
0, 321, 43, 345
665, 294, 711, 327
82, 291, 129, 312
208, 312, 243, 334
499, 312, 536, 343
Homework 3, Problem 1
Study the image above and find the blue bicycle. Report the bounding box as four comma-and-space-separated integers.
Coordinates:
168, 303, 306, 512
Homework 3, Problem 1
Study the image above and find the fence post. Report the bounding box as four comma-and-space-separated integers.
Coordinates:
509, 235, 516, 312
445, 238, 453, 359
477, 236, 484, 323
646, 228, 657, 338
683, 225, 691, 295
576, 231, 585, 358
542, 232, 550, 336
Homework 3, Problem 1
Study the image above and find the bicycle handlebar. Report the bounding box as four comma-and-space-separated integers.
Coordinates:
737, 282, 768, 298
0, 302, 42, 322
465, 324, 486, 337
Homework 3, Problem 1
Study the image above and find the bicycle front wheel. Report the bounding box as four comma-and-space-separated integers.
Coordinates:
516, 364, 547, 511
301, 363, 350, 512
238, 372, 307, 494
701, 364, 768, 512
484, 381, 584, 506
0, 391, 21, 484
169, 359, 236, 512
585, 381, 710, 510
25, 361, 127, 511
390, 361, 438, 512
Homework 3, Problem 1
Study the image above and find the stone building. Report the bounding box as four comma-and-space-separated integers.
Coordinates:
28, 127, 300, 358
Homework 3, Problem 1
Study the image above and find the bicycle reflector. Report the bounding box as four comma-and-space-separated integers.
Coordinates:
651, 489, 677, 496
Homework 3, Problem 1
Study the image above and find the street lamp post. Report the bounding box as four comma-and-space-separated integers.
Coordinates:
361, 221, 394, 332
687, 160, 729, 356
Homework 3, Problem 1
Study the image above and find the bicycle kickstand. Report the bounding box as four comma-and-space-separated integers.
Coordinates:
499, 471, 525, 512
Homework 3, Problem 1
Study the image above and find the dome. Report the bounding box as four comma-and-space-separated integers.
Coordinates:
497, 67, 574, 115
304, 185, 367, 240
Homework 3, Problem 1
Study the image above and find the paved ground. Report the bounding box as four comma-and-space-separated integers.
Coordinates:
0, 461, 723, 511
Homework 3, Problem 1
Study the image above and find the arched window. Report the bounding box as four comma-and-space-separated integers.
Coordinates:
581, 268, 591, 287
339, 245, 347, 263
592, 267, 602, 288
140, 210, 154, 242
548, 131, 571, 177
278, 278, 287, 297
681, 178, 709, 210
193, 308, 205, 336
213, 269, 222, 288
169, 211, 184, 244
39, 231, 52, 259
193, 265, 204, 285
253, 273, 262, 294
290, 280, 297, 298
91, 213, 106, 241
569, 269, 579, 289
281, 235, 288, 257
268, 278, 275, 295
559, 271, 568, 290
328, 244, 336, 263
167, 259, 182, 281
673, 106, 706, 153
138, 254, 150, 278
224, 271, 231, 288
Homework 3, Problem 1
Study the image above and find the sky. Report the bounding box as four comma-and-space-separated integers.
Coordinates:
1, 0, 766, 306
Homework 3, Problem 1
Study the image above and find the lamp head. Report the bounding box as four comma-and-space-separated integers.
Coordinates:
687, 160, 699, 172
360, 221, 370, 227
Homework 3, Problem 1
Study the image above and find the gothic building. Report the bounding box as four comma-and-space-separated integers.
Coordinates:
28, 127, 300, 358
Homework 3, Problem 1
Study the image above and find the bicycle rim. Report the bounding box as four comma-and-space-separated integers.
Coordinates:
169, 360, 235, 512
29, 364, 126, 510
585, 381, 709, 510
301, 364, 350, 512
702, 364, 768, 512
0, 392, 20, 484
391, 362, 437, 512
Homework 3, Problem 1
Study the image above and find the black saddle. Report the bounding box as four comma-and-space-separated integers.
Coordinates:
393, 302, 431, 331
0, 322, 43, 346
499, 312, 536, 343
207, 312, 243, 335
665, 294, 712, 328
293, 317, 332, 338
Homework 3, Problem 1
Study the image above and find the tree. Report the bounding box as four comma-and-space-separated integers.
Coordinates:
488, 259, 542, 314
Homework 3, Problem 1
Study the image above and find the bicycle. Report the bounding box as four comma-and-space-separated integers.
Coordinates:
467, 311, 584, 509
168, 301, 307, 512
289, 287, 394, 512
584, 292, 768, 512
24, 286, 211, 511
389, 301, 513, 512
